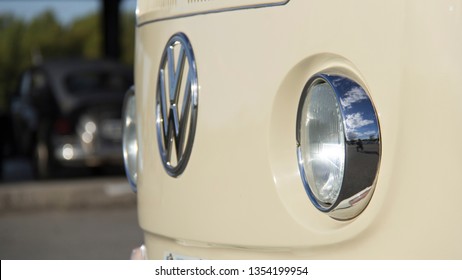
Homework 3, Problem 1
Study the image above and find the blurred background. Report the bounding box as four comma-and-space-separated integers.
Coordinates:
0, 0, 143, 259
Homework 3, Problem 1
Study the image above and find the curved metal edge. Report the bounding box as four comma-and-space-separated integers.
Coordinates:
122, 86, 138, 192
155, 32, 199, 178
321, 74, 381, 220
296, 73, 381, 220
137, 1, 291, 27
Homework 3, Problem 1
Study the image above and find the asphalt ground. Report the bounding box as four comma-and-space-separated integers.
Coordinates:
0, 157, 135, 211
0, 207, 143, 260
0, 157, 143, 260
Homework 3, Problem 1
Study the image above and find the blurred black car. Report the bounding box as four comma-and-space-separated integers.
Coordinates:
10, 59, 133, 178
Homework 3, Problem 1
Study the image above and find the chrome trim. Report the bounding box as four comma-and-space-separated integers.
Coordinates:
122, 86, 138, 191
156, 33, 198, 177
296, 74, 381, 220
137, 1, 290, 27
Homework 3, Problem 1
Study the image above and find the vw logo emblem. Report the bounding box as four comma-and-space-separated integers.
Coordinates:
156, 33, 199, 177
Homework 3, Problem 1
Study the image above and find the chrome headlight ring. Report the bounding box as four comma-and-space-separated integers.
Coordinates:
296, 73, 381, 220
122, 86, 138, 192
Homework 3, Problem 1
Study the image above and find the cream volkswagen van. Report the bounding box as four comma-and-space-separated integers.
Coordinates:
123, 0, 462, 259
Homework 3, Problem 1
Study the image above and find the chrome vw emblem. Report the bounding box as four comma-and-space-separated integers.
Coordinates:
156, 33, 198, 177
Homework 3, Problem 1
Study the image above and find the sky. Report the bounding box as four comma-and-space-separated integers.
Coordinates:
0, 0, 136, 24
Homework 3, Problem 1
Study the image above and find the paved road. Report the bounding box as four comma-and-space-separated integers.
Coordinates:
0, 157, 144, 260
0, 207, 143, 260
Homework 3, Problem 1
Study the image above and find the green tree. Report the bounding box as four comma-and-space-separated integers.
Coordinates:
68, 13, 102, 59
0, 8, 135, 111
120, 11, 135, 66
21, 10, 67, 63
0, 14, 25, 111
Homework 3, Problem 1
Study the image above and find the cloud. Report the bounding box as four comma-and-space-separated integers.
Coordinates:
347, 131, 358, 139
345, 113, 374, 130
358, 130, 378, 138
340, 87, 368, 109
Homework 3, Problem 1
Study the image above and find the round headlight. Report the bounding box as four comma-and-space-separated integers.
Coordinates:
299, 79, 345, 208
122, 86, 137, 191
296, 74, 380, 220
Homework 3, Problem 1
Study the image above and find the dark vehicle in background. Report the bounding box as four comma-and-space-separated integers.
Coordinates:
10, 59, 132, 178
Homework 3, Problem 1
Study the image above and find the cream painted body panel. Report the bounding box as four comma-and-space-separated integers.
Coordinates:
134, 0, 462, 258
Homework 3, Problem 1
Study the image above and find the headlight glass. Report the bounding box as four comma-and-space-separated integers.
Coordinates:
122, 87, 137, 191
299, 79, 345, 208
296, 73, 381, 220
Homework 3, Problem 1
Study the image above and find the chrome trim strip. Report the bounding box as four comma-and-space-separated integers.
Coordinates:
137, 0, 290, 27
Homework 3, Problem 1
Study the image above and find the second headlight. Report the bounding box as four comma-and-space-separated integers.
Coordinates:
122, 86, 138, 192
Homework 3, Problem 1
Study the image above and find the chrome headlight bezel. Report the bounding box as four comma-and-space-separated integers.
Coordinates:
296, 73, 381, 220
122, 86, 138, 192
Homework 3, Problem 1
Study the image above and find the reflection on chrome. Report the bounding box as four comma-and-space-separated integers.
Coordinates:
296, 73, 381, 220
